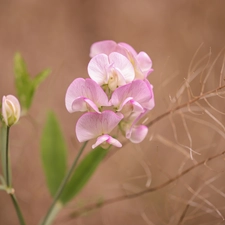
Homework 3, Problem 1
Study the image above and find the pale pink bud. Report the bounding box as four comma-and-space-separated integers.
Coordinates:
2, 95, 21, 127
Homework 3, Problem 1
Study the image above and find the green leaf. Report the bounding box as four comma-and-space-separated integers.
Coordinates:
60, 146, 108, 204
14, 52, 51, 112
14, 52, 31, 111
41, 112, 67, 197
33, 69, 51, 88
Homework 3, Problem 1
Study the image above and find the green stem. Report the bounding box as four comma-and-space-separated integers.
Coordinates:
6, 126, 10, 187
1, 125, 7, 179
1, 125, 26, 225
41, 141, 88, 225
10, 193, 26, 225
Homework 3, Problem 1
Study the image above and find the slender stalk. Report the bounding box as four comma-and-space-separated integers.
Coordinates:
5, 126, 10, 187
9, 194, 26, 225
0, 125, 7, 179
41, 141, 88, 225
2, 125, 26, 225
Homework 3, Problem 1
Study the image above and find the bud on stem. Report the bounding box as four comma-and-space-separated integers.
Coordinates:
2, 95, 21, 127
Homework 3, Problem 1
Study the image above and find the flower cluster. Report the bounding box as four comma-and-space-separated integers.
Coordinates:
65, 40, 155, 149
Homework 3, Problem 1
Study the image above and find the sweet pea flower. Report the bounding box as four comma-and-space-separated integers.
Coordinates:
124, 109, 150, 143
76, 110, 123, 149
110, 79, 155, 118
2, 95, 21, 127
90, 40, 126, 57
126, 125, 148, 143
90, 40, 153, 79
65, 78, 109, 113
87, 52, 135, 91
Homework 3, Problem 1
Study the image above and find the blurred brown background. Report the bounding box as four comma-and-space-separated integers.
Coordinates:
0, 0, 225, 224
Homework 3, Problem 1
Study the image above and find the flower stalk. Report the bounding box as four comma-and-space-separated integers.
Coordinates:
1, 125, 26, 225
5, 126, 10, 187
41, 141, 88, 225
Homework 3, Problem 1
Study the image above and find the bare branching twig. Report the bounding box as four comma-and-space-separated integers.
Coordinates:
146, 84, 225, 128
68, 149, 225, 219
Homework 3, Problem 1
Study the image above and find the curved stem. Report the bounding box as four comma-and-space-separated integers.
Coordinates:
41, 141, 88, 225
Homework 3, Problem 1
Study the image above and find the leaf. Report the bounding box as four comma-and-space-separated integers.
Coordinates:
14, 53, 31, 111
41, 112, 67, 197
14, 52, 51, 112
33, 69, 51, 88
60, 146, 108, 204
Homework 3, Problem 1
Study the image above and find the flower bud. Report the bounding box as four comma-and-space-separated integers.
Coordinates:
2, 95, 21, 127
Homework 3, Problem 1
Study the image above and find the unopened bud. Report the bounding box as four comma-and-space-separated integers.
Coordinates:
2, 95, 21, 127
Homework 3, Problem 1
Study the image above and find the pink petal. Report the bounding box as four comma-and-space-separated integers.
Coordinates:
109, 52, 135, 83
90, 40, 127, 57
110, 80, 154, 111
130, 100, 145, 114
116, 97, 144, 115
126, 125, 148, 143
90, 40, 117, 57
118, 42, 137, 56
136, 52, 153, 76
92, 134, 122, 149
76, 111, 123, 142
65, 78, 109, 113
76, 112, 103, 142
88, 54, 110, 85
70, 97, 90, 112
71, 97, 101, 113
142, 80, 155, 110
100, 111, 124, 134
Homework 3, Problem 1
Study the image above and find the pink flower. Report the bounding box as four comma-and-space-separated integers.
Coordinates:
110, 79, 154, 143
65, 78, 109, 113
76, 111, 123, 148
90, 40, 126, 57
90, 40, 153, 79
126, 125, 148, 143
110, 79, 155, 117
88, 52, 135, 91
2, 95, 21, 127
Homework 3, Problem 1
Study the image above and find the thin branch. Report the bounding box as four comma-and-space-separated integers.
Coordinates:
146, 84, 225, 128
177, 204, 190, 225
203, 98, 225, 115
68, 149, 225, 219
219, 53, 225, 86
200, 48, 224, 95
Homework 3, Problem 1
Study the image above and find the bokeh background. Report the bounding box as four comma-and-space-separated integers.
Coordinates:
0, 0, 225, 224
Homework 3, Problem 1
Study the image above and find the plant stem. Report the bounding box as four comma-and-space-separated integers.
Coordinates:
5, 126, 10, 187
41, 141, 88, 225
2, 125, 26, 225
9, 193, 26, 225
